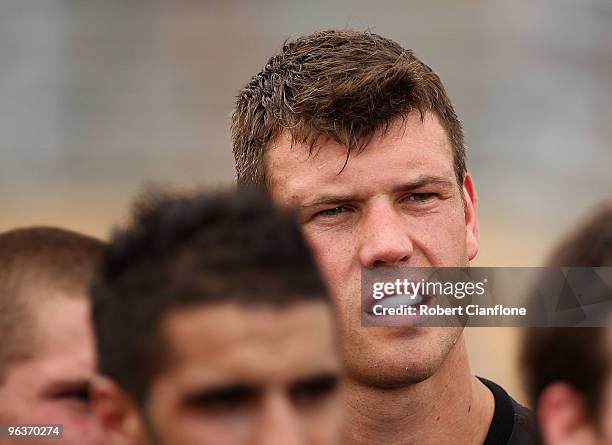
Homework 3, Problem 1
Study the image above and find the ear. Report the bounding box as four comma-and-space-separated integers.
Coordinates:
537, 382, 598, 445
91, 376, 146, 445
463, 173, 479, 261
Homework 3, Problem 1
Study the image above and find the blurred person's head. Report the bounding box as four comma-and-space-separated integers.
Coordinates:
91, 190, 342, 445
522, 202, 612, 445
0, 227, 105, 445
231, 30, 478, 388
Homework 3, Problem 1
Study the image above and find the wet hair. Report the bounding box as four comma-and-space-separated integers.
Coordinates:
232, 29, 465, 190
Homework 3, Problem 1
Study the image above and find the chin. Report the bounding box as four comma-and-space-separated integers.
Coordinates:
360, 362, 438, 389
344, 327, 462, 388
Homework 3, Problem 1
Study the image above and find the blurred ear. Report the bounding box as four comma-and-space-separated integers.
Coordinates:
537, 382, 597, 445
91, 376, 145, 445
463, 173, 479, 261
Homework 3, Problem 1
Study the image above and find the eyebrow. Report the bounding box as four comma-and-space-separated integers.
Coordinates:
289, 371, 339, 393
299, 175, 456, 208
181, 371, 340, 404
40, 378, 92, 397
182, 382, 260, 406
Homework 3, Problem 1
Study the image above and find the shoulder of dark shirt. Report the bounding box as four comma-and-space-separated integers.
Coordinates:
508, 398, 542, 445
479, 377, 542, 445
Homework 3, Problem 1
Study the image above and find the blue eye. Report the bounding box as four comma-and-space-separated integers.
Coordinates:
318, 206, 347, 217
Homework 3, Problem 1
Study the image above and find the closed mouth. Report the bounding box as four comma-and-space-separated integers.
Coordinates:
365, 290, 432, 315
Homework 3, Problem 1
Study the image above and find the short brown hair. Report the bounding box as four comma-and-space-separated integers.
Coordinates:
231, 29, 466, 189
521, 202, 612, 415
0, 227, 105, 381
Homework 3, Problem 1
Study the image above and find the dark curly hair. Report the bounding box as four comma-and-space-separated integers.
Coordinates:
91, 189, 329, 402
231, 29, 465, 189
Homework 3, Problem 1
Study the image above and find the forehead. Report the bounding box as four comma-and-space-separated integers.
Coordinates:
159, 302, 337, 385
266, 112, 455, 204
3, 297, 95, 386
35, 297, 94, 366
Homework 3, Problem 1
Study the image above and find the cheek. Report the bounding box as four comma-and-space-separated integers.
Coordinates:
306, 394, 343, 431
303, 229, 355, 279
302, 231, 361, 316
412, 210, 467, 264
31, 402, 102, 444
63, 418, 103, 444
41, 402, 93, 423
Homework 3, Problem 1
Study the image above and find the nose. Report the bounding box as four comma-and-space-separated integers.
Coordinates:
252, 391, 305, 445
358, 200, 414, 268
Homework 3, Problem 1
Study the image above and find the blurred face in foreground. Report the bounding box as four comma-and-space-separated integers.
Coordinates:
0, 293, 104, 445
266, 111, 479, 387
96, 302, 342, 445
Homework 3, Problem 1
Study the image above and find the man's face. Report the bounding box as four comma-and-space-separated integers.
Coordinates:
0, 295, 104, 445
121, 302, 342, 445
266, 112, 479, 387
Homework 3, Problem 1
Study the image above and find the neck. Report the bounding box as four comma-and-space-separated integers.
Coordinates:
343, 335, 495, 445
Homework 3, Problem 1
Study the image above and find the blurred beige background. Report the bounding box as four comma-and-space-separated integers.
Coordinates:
1, 0, 611, 405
